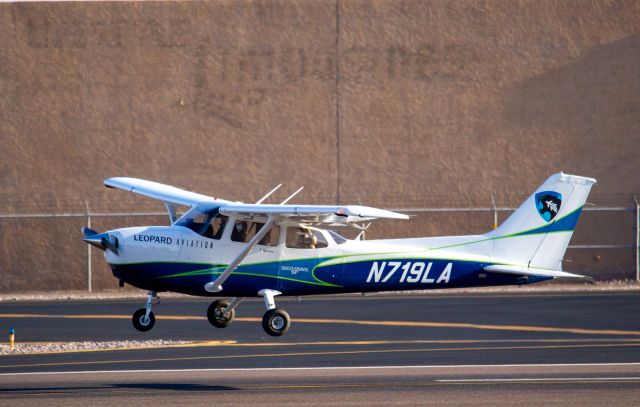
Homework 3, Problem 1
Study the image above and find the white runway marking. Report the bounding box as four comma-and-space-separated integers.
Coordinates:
1, 362, 640, 377
438, 377, 640, 383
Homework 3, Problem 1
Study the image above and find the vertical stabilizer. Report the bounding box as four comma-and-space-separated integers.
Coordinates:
486, 173, 596, 270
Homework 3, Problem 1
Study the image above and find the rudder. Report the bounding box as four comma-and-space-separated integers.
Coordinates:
486, 173, 596, 271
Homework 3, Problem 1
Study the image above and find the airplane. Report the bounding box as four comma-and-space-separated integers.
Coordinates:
82, 173, 595, 336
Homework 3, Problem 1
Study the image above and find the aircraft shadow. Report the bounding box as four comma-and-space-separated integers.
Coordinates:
0, 383, 239, 393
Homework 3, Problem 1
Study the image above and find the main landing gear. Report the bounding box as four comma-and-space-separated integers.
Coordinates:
206, 289, 291, 336
131, 289, 291, 336
258, 289, 290, 336
132, 291, 159, 332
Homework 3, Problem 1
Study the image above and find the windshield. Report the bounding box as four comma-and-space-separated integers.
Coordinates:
174, 205, 228, 239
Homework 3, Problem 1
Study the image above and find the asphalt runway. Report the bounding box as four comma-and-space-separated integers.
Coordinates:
1, 292, 640, 405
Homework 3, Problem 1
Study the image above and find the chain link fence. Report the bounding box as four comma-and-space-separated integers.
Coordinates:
0, 198, 637, 292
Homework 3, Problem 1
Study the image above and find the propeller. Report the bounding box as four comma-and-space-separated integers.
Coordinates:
82, 227, 118, 253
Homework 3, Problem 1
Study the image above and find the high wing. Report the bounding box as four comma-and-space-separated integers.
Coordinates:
104, 177, 409, 223
219, 203, 409, 223
104, 177, 221, 207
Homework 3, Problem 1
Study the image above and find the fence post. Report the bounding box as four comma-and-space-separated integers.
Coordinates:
85, 200, 92, 292
491, 195, 498, 229
635, 196, 639, 283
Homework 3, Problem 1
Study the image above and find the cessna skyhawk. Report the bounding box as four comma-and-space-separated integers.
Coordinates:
83, 173, 595, 336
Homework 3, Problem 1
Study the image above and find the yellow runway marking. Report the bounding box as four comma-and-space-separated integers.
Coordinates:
5, 338, 640, 357
2, 342, 640, 370
2, 313, 640, 336
287, 318, 640, 336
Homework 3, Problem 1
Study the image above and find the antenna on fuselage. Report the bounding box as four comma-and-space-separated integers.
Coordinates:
256, 184, 282, 204
280, 186, 304, 205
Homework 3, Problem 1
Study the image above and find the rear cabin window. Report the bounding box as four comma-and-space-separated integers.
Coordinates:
231, 221, 281, 247
285, 227, 328, 249
328, 230, 347, 245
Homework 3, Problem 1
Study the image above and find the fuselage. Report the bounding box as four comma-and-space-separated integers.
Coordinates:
105, 223, 546, 297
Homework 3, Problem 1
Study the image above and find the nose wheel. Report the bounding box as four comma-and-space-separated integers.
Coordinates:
258, 289, 290, 336
132, 291, 158, 332
207, 298, 242, 328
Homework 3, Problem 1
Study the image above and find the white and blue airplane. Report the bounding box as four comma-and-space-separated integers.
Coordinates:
83, 173, 595, 336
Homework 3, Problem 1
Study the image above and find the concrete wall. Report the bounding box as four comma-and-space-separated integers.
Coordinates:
1, 1, 639, 291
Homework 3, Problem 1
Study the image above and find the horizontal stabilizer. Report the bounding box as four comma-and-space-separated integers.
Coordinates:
483, 265, 588, 279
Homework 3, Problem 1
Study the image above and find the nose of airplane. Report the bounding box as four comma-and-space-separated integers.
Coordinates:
82, 227, 119, 253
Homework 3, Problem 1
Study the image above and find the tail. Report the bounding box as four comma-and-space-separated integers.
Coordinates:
485, 172, 596, 272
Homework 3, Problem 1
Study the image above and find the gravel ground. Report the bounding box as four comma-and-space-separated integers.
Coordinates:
0, 340, 193, 356
0, 281, 638, 302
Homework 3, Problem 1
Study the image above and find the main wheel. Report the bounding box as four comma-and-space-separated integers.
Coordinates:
262, 308, 290, 336
207, 299, 235, 328
132, 308, 155, 332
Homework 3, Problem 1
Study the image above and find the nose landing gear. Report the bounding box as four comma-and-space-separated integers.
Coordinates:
207, 297, 242, 328
132, 291, 159, 332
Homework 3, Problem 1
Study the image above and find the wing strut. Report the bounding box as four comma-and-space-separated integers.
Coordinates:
164, 203, 177, 224
204, 216, 276, 293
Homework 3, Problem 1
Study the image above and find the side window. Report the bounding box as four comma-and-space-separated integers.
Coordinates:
259, 225, 281, 247
328, 230, 347, 244
231, 221, 251, 242
313, 231, 329, 248
286, 227, 306, 248
231, 221, 280, 246
286, 228, 328, 249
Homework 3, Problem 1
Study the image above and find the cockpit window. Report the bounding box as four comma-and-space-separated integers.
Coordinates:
175, 206, 228, 239
286, 227, 328, 249
208, 216, 228, 239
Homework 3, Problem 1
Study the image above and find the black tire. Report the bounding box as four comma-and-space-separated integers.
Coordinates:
207, 299, 235, 328
132, 308, 155, 332
261, 308, 290, 336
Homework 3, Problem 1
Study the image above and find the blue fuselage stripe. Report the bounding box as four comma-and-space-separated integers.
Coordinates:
110, 257, 546, 297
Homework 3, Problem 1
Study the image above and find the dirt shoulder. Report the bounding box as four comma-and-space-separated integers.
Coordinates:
1, 281, 638, 302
